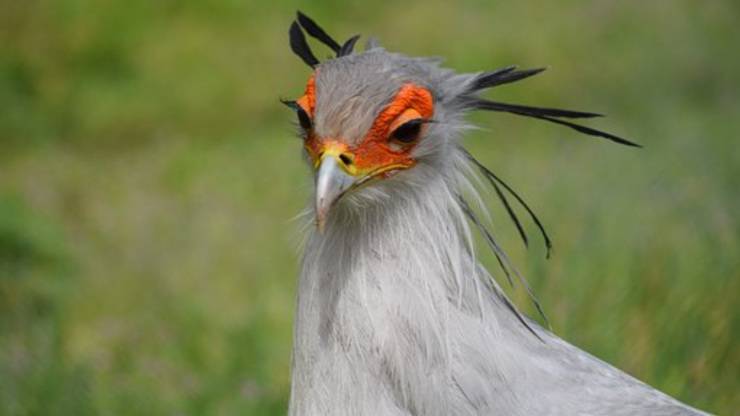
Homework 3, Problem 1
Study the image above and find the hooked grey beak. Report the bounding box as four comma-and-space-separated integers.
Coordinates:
315, 155, 357, 232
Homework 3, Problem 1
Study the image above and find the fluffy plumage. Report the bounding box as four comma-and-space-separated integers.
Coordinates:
284, 12, 708, 416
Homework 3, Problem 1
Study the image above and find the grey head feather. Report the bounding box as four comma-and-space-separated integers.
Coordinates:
312, 49, 462, 144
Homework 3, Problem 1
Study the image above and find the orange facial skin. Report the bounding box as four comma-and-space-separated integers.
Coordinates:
297, 74, 316, 116
296, 76, 434, 179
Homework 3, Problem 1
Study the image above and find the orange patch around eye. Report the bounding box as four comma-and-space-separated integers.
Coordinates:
296, 73, 316, 115
368, 84, 433, 139
351, 83, 434, 173
300, 82, 433, 179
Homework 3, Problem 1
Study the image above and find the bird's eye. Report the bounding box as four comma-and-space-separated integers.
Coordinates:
281, 99, 313, 132
296, 107, 312, 131
390, 119, 423, 144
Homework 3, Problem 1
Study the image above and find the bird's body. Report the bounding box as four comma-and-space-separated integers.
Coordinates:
283, 13, 709, 416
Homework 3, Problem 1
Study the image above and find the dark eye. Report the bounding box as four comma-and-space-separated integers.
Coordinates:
390, 119, 423, 143
281, 99, 313, 131
296, 107, 312, 131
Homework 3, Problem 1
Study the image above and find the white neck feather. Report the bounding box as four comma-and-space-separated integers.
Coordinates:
289, 160, 533, 415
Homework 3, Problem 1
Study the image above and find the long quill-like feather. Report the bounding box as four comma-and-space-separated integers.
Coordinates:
289, 21, 319, 68
458, 195, 549, 335
297, 11, 341, 53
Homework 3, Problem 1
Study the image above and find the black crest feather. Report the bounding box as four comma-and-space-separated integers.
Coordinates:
463, 66, 640, 147
297, 11, 341, 53
470, 99, 603, 119
457, 195, 549, 339
525, 114, 640, 147
338, 34, 361, 57
289, 20, 319, 68
472, 67, 547, 91
473, 98, 640, 146
462, 149, 553, 258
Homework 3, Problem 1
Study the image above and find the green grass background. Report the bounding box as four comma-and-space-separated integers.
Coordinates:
1, 1, 738, 414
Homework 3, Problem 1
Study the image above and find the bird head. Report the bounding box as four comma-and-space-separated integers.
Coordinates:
283, 12, 637, 233
285, 49, 463, 231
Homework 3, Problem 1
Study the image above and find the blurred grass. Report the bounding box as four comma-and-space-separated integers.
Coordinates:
0, 0, 738, 414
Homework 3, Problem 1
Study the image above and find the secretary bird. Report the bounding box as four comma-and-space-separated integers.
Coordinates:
282, 12, 709, 416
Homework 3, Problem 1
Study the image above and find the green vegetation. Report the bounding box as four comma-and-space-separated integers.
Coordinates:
1, 1, 737, 414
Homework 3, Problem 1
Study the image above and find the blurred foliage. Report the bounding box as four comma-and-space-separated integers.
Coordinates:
0, 0, 738, 414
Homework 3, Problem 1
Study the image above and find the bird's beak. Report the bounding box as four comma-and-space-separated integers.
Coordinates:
314, 148, 358, 232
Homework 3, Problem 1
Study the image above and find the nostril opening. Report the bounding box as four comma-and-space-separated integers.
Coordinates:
339, 154, 352, 166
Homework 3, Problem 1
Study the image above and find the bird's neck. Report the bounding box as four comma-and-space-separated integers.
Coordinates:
289, 169, 705, 416
298, 176, 481, 332
290, 176, 508, 413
